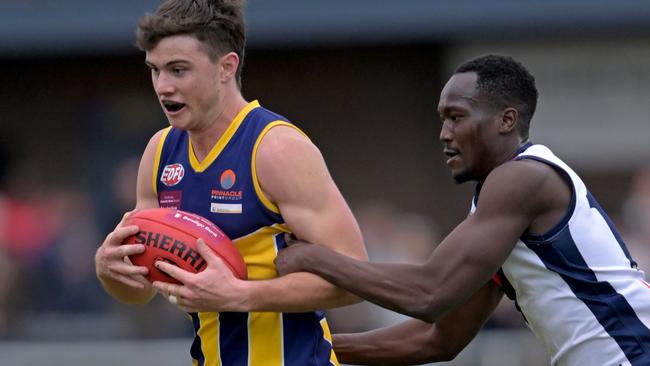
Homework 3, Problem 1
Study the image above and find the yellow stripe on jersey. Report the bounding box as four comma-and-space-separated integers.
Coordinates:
235, 223, 290, 365
152, 126, 172, 195
189, 100, 261, 173
251, 121, 310, 214
234, 223, 290, 280
320, 318, 340, 366
197, 312, 221, 366
191, 224, 290, 366
249, 312, 283, 366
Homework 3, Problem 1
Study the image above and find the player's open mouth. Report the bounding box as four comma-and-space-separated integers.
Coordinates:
163, 101, 186, 113
444, 149, 460, 164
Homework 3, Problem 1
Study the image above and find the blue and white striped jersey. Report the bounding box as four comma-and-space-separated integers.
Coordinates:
473, 144, 650, 366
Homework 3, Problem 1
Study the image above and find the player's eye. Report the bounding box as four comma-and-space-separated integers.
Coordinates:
172, 68, 185, 76
449, 114, 463, 122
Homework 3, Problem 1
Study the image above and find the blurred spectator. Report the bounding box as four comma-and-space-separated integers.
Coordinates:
0, 154, 190, 340
0, 248, 16, 337
0, 155, 64, 337
357, 201, 438, 263
0, 142, 17, 337
95, 154, 141, 236
33, 189, 107, 313
0, 163, 63, 265
111, 155, 140, 215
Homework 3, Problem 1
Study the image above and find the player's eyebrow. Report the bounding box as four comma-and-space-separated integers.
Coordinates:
144, 59, 190, 68
459, 95, 491, 105
438, 101, 468, 114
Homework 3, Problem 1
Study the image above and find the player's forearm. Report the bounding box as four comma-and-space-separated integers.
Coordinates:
300, 249, 443, 322
241, 272, 361, 312
337, 282, 504, 365
97, 274, 156, 305
333, 281, 503, 365
334, 320, 444, 365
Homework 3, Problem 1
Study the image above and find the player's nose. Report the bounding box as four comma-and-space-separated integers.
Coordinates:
439, 120, 452, 142
154, 73, 176, 95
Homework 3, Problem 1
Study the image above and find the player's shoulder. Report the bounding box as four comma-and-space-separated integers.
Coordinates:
148, 127, 173, 146
140, 127, 171, 154
481, 158, 566, 207
257, 124, 318, 162
489, 158, 558, 188
254, 122, 330, 201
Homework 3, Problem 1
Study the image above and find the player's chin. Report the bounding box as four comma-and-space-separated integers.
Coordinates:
166, 112, 191, 129
167, 117, 187, 129
451, 169, 472, 184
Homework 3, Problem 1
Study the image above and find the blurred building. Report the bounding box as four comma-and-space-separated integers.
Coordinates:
1, 1, 649, 365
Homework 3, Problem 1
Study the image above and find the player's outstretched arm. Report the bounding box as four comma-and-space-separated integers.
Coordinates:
276, 160, 551, 321
95, 129, 166, 304
334, 281, 503, 365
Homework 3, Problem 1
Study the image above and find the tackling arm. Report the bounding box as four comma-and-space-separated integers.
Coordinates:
275, 161, 546, 320
334, 281, 503, 365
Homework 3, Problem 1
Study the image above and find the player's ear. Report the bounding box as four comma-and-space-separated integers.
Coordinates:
499, 107, 518, 134
219, 51, 239, 83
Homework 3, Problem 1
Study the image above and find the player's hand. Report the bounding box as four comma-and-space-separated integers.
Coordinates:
152, 238, 248, 313
95, 211, 149, 289
274, 233, 320, 276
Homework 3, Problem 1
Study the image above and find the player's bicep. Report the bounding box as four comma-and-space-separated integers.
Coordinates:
469, 160, 552, 250
421, 163, 547, 311
135, 129, 167, 210
283, 188, 363, 258
256, 126, 366, 259
437, 175, 534, 267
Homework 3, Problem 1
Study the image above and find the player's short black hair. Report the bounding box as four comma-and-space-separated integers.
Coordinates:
455, 54, 538, 139
136, 0, 246, 89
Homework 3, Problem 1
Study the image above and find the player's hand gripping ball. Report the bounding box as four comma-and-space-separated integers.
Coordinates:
122, 208, 247, 284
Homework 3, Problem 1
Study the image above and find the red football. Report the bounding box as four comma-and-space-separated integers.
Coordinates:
122, 208, 247, 284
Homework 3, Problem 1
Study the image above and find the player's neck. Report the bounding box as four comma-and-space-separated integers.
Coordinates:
479, 139, 527, 182
189, 91, 248, 162
497, 137, 528, 164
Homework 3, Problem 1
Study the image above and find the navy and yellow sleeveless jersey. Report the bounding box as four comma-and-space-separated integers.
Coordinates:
152, 100, 339, 366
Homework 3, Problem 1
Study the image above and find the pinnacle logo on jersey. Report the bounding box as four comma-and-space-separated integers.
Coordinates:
220, 169, 236, 189
161, 163, 185, 186
211, 188, 243, 200
211, 169, 243, 203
